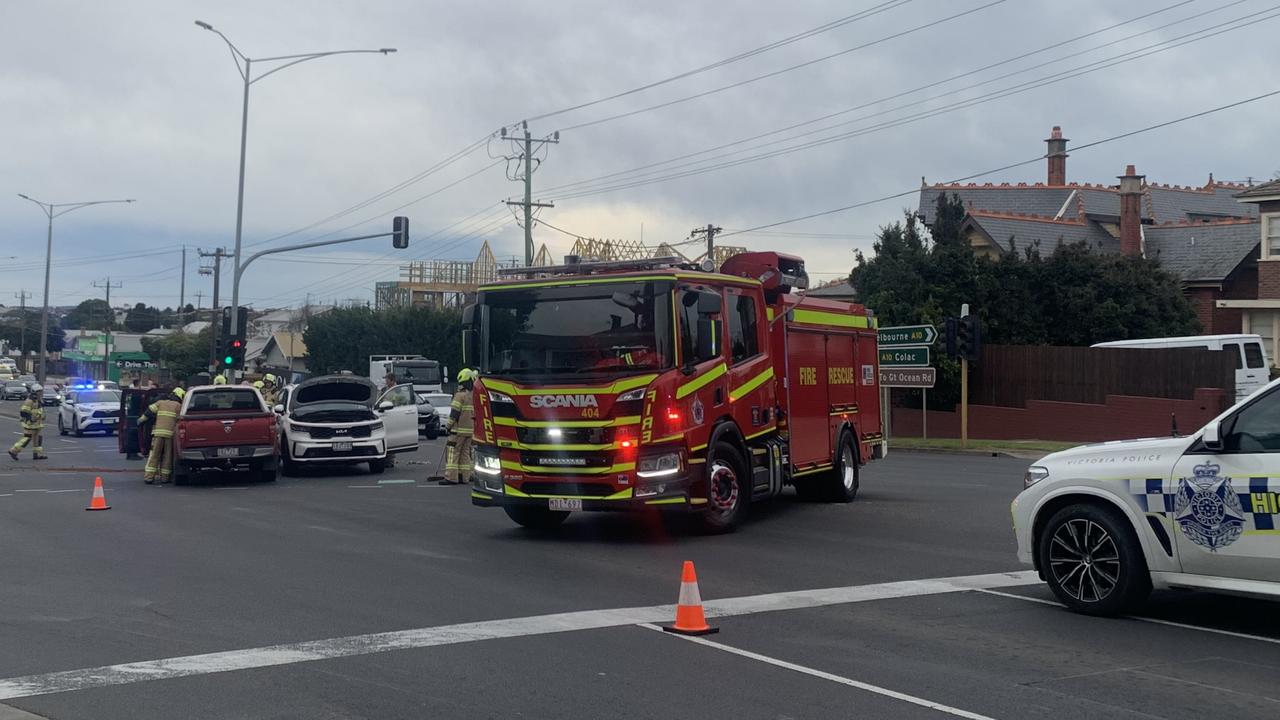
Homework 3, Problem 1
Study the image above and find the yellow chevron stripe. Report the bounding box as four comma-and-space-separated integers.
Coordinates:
729, 366, 774, 402
676, 363, 726, 399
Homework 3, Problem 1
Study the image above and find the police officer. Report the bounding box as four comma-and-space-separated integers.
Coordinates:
441, 369, 476, 485
138, 387, 185, 484
8, 385, 48, 461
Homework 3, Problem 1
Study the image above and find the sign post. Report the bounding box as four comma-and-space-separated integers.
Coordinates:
960, 304, 970, 449
877, 324, 938, 443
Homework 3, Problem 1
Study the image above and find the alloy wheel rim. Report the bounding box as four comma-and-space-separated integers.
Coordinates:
708, 461, 739, 516
1049, 518, 1120, 603
841, 446, 855, 490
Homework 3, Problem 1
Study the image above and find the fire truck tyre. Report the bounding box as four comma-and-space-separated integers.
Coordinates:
823, 432, 859, 503
504, 505, 570, 530
1037, 503, 1151, 616
58, 415, 67, 436
368, 457, 387, 474
699, 441, 750, 533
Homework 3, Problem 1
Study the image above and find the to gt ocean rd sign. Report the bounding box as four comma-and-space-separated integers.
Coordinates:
879, 368, 937, 388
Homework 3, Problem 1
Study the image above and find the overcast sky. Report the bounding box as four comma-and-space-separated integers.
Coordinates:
3, 0, 1278, 313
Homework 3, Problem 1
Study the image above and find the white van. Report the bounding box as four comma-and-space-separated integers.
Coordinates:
1091, 334, 1269, 402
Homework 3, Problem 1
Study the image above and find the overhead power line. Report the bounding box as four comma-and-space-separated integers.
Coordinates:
556, 0, 1007, 133
717, 87, 1280, 239
519, 0, 916, 125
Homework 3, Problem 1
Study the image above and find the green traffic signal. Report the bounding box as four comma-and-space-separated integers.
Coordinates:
223, 356, 234, 365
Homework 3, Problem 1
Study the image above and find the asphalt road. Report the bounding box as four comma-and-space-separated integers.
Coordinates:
1, 405, 1278, 719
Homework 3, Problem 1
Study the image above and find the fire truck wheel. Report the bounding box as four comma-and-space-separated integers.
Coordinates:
699, 440, 750, 533
823, 432, 860, 503
504, 505, 570, 530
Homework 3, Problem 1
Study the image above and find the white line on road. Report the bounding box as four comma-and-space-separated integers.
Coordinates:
973, 588, 1280, 646
639, 623, 996, 719
0, 570, 1037, 701
44, 489, 85, 494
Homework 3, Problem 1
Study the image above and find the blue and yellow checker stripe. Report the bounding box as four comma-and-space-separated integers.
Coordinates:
1129, 477, 1280, 534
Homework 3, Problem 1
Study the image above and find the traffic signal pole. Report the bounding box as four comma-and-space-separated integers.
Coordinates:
960, 304, 970, 449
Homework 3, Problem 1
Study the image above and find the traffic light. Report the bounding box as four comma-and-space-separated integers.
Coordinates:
392, 216, 409, 248
956, 316, 981, 360
944, 316, 958, 359
222, 337, 245, 371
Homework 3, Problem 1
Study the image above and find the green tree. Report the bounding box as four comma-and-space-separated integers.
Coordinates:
852, 193, 1199, 407
124, 302, 161, 332
0, 309, 64, 354
140, 326, 214, 380
63, 298, 113, 330
303, 306, 462, 378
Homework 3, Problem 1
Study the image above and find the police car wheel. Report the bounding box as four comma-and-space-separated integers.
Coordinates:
1038, 504, 1151, 616
699, 441, 750, 534
504, 505, 570, 530
58, 415, 67, 436
73, 416, 83, 437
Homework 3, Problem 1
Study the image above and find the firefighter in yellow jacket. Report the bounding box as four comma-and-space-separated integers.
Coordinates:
138, 387, 185, 484
441, 369, 476, 485
8, 385, 48, 461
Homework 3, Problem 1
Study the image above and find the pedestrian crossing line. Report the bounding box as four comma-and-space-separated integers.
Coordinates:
377, 479, 415, 485
0, 570, 1039, 701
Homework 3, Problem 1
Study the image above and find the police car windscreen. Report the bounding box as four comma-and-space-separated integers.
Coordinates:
75, 391, 119, 404
481, 280, 675, 377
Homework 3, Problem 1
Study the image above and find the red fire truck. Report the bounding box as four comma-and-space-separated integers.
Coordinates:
465, 251, 884, 532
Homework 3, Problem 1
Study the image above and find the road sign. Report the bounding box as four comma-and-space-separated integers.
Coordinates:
879, 367, 936, 388
879, 347, 929, 367
878, 324, 936, 346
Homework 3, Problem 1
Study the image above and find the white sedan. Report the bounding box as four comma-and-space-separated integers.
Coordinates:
1012, 376, 1280, 615
58, 388, 123, 436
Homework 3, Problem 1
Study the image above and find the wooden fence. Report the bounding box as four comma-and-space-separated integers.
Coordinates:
970, 344, 1236, 408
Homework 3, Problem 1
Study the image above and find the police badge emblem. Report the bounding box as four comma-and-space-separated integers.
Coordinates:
1173, 462, 1246, 551
691, 397, 704, 425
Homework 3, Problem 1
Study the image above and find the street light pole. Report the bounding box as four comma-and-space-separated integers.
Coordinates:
194, 20, 396, 341
17, 194, 135, 382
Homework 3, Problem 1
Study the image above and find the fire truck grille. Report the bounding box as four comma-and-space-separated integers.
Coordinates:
519, 482, 618, 498
519, 450, 612, 469
516, 427, 611, 445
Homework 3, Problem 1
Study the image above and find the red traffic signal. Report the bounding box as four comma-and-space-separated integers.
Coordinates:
393, 216, 409, 248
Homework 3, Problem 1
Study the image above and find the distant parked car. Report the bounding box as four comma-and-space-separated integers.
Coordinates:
417, 392, 451, 439
3, 381, 29, 401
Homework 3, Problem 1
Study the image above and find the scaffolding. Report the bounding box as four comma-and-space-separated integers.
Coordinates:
374, 241, 554, 309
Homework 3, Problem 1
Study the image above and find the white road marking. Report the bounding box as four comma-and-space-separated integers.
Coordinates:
0, 493, 13, 497
974, 588, 1280, 646
377, 479, 415, 485
639, 624, 996, 719
346, 484, 381, 488
0, 570, 1036, 701
44, 489, 84, 494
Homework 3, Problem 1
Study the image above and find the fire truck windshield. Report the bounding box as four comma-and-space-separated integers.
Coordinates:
480, 280, 675, 378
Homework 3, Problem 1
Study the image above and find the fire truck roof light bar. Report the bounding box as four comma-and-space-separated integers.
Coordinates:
495, 256, 695, 277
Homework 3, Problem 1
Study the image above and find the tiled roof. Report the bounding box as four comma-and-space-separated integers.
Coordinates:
1235, 178, 1280, 201
964, 211, 1117, 254
920, 178, 1255, 225
1144, 218, 1260, 283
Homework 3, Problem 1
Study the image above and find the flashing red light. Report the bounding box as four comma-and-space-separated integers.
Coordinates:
619, 439, 634, 449
665, 409, 681, 422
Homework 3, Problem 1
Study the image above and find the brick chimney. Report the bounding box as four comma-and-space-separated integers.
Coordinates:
1045, 126, 1068, 185
1118, 164, 1145, 256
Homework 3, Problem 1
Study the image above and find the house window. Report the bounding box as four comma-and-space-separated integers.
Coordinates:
1266, 214, 1280, 258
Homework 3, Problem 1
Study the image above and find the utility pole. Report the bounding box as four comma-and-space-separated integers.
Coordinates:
690, 224, 722, 268
179, 246, 187, 326
199, 247, 230, 370
13, 290, 31, 362
502, 121, 558, 266
93, 277, 123, 380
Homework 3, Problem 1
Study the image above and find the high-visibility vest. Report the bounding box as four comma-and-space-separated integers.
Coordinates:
142, 398, 181, 438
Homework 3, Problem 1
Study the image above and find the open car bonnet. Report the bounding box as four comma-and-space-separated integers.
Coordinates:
292, 375, 378, 408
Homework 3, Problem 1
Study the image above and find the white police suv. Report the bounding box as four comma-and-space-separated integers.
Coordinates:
1013, 378, 1280, 615
57, 387, 123, 436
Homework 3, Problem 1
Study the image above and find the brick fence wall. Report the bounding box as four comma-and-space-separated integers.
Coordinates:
892, 388, 1228, 443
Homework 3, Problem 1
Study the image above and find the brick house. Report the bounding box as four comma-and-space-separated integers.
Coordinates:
1217, 179, 1280, 362
917, 126, 1261, 337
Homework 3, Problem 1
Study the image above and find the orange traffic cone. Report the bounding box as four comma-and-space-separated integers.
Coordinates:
663, 561, 718, 636
85, 476, 111, 511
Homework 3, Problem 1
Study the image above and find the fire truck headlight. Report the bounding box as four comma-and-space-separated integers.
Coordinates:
617, 388, 646, 402
637, 451, 681, 479
488, 390, 514, 404
474, 450, 502, 477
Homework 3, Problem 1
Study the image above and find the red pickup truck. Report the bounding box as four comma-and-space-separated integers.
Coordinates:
172, 385, 279, 484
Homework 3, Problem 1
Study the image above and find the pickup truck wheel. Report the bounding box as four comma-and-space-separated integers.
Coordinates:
504, 505, 569, 530
58, 415, 67, 436
698, 440, 750, 534
821, 432, 859, 503
1038, 504, 1151, 616
172, 460, 190, 486
368, 457, 387, 474
257, 467, 277, 483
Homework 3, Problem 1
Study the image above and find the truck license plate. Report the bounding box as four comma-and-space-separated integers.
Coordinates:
217, 447, 239, 458
332, 441, 353, 452
548, 498, 582, 511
